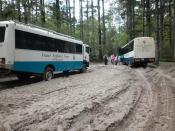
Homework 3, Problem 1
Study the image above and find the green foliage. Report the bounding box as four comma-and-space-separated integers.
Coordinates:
117, 31, 129, 48
0, 0, 122, 61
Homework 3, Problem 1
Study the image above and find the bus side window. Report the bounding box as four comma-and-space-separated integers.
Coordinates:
69, 42, 76, 54
16, 30, 26, 49
76, 44, 82, 54
55, 39, 63, 52
86, 47, 90, 54
34, 34, 45, 51
64, 41, 69, 53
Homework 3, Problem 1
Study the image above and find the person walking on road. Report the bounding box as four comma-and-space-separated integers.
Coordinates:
111, 54, 115, 65
103, 54, 108, 65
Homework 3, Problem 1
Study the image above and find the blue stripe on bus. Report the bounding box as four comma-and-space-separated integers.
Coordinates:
121, 57, 134, 65
13, 61, 83, 73
121, 57, 154, 65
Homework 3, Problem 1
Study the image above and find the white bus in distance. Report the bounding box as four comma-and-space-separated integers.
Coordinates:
0, 21, 90, 81
119, 37, 155, 67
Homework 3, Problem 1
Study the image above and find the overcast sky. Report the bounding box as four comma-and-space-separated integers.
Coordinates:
73, 0, 111, 20
47, 0, 111, 21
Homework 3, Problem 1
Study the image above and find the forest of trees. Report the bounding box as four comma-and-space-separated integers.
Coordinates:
0, 0, 175, 62
113, 0, 175, 63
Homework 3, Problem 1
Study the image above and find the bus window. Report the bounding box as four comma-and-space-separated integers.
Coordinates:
121, 41, 134, 54
55, 39, 64, 52
69, 43, 76, 53
0, 27, 5, 42
86, 47, 90, 54
64, 41, 70, 53
76, 44, 82, 54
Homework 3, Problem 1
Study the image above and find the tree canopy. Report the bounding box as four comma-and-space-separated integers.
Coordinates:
0, 0, 175, 62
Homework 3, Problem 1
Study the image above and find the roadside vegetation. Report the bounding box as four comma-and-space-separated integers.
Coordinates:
0, 0, 175, 62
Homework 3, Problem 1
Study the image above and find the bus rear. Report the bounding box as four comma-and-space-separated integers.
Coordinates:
134, 37, 155, 63
0, 21, 15, 72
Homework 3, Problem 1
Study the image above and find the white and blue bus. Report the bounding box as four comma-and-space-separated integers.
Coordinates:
118, 37, 155, 66
0, 21, 90, 80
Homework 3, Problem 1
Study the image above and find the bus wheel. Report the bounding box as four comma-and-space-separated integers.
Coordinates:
43, 67, 54, 81
80, 66, 87, 73
142, 63, 148, 68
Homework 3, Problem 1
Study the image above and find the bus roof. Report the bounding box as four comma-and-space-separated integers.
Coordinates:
122, 37, 154, 49
0, 20, 84, 45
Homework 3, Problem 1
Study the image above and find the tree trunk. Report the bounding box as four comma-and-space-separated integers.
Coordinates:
169, 0, 173, 59
22, 0, 28, 24
98, 0, 102, 60
31, 0, 34, 23
155, 0, 160, 65
146, 0, 151, 36
132, 0, 135, 38
68, 0, 71, 34
91, 0, 94, 42
91, 0, 95, 56
87, 0, 89, 20
142, 0, 145, 36
35, 0, 38, 23
73, 0, 75, 35
0, 0, 2, 12
27, 0, 31, 23
56, 0, 61, 32
16, 0, 21, 22
173, 0, 175, 60
127, 0, 132, 41
80, 0, 84, 40
159, 0, 164, 59
86, 0, 89, 44
102, 0, 106, 46
0, 0, 2, 20
40, 0, 45, 27
66, 0, 69, 34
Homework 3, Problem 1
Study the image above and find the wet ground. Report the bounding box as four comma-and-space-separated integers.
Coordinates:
0, 63, 175, 131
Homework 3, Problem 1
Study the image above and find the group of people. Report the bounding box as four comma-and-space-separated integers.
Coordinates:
103, 54, 119, 65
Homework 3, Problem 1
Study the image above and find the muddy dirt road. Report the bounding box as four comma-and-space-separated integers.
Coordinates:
0, 63, 175, 131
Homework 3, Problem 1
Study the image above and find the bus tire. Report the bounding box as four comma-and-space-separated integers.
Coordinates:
142, 63, 148, 68
43, 67, 54, 81
80, 66, 87, 73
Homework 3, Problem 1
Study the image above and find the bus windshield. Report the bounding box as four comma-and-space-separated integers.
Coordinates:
119, 41, 134, 55
0, 27, 5, 42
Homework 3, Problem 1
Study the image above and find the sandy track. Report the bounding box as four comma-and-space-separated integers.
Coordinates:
0, 63, 175, 131
142, 68, 175, 131
115, 65, 175, 131
0, 65, 143, 131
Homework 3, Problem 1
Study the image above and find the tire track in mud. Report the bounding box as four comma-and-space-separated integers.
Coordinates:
63, 84, 142, 131
8, 85, 129, 131
0, 65, 143, 131
113, 67, 175, 131
111, 68, 153, 131
64, 85, 130, 130
106, 87, 143, 131
142, 69, 175, 131
9, 82, 140, 131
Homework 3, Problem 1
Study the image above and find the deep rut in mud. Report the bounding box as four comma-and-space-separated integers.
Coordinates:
0, 64, 175, 131
114, 66, 175, 131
